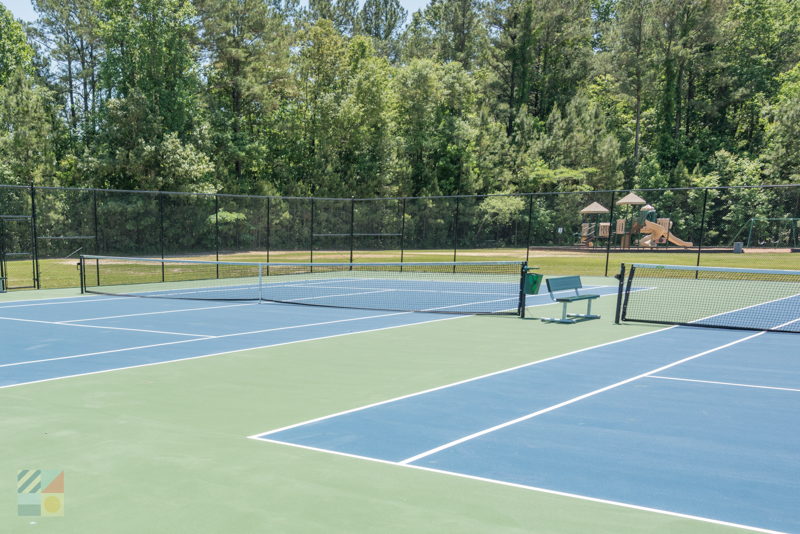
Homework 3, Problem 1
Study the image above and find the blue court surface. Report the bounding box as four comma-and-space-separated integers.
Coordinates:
254, 324, 800, 533
0, 284, 619, 389
4, 281, 799, 533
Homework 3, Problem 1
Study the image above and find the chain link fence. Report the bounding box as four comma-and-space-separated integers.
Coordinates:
1, 183, 798, 289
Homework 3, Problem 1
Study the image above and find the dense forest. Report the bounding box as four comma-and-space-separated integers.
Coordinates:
0, 0, 799, 199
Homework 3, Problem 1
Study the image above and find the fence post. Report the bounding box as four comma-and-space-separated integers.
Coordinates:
159, 192, 165, 282
310, 198, 315, 268
604, 191, 616, 277
453, 197, 460, 269
93, 189, 100, 285
696, 188, 709, 273
0, 218, 5, 285
349, 197, 355, 268
400, 198, 406, 270
30, 185, 40, 289
215, 194, 220, 279
266, 197, 271, 269
525, 194, 533, 263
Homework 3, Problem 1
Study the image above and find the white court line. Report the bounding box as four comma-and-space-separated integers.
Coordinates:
0, 296, 129, 309
0, 315, 209, 338
286, 289, 394, 302
0, 315, 466, 390
648, 375, 800, 393
398, 330, 765, 465
249, 438, 781, 534
60, 302, 258, 323
281, 284, 514, 296
251, 327, 672, 438
0, 311, 419, 369
3, 284, 618, 374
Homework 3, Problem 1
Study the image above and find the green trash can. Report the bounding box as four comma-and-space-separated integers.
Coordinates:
523, 272, 543, 295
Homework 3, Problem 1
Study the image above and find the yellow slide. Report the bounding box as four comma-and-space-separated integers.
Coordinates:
641, 220, 693, 247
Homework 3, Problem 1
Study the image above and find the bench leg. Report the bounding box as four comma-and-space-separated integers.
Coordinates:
541, 301, 579, 323
566, 299, 600, 321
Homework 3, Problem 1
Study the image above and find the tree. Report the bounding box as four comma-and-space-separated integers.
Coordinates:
93, 0, 210, 191
196, 0, 292, 193
763, 64, 800, 183
394, 59, 479, 196
33, 0, 102, 145
401, 0, 486, 70
358, 0, 407, 59
0, 4, 33, 87
717, 0, 800, 152
536, 90, 623, 190
0, 69, 56, 185
608, 0, 651, 171
486, 0, 592, 137
648, 0, 725, 175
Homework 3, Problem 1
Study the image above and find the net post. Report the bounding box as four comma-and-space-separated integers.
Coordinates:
614, 263, 626, 324
79, 255, 85, 294
258, 263, 263, 302
520, 265, 527, 318
620, 264, 636, 322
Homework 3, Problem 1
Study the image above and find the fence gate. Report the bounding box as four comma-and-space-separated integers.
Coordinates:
0, 215, 38, 289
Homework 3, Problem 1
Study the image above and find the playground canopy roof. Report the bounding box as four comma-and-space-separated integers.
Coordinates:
580, 202, 610, 214
616, 192, 647, 205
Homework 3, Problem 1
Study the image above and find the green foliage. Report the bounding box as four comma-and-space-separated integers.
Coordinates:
0, 69, 55, 185
0, 5, 33, 87
2, 0, 799, 198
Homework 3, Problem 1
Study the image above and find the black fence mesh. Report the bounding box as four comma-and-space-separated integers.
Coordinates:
0, 185, 36, 289
216, 194, 270, 260
311, 198, 352, 262
353, 198, 403, 262
269, 197, 312, 261
0, 184, 797, 290
163, 193, 217, 257
95, 189, 161, 257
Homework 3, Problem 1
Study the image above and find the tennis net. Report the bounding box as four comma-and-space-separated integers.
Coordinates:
80, 255, 529, 316
617, 263, 800, 333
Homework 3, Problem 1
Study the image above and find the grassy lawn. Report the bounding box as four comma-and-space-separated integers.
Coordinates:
2, 247, 797, 291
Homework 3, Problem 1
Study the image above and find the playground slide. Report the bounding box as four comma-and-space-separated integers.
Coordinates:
665, 233, 693, 247
641, 220, 693, 247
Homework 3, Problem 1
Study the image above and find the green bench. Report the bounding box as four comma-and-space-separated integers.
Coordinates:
541, 275, 600, 324
0, 276, 5, 293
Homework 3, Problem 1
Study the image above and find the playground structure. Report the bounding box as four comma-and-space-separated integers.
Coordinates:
579, 193, 693, 249
638, 219, 693, 247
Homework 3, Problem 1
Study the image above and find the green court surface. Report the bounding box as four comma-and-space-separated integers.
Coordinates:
0, 284, 754, 533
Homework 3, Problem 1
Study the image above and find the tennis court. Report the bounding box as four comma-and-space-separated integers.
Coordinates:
2, 259, 798, 533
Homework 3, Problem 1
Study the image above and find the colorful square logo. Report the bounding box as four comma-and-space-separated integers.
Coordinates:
17, 469, 64, 516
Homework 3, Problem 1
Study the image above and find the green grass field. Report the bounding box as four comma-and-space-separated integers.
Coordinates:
0, 288, 753, 533
2, 247, 798, 291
